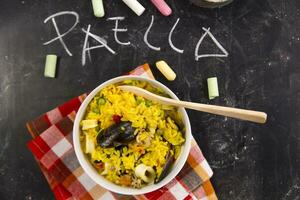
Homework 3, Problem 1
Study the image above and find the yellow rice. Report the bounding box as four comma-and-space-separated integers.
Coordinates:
80, 80, 185, 188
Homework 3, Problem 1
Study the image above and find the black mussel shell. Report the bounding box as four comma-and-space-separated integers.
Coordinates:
97, 121, 136, 147
155, 151, 175, 183
115, 122, 136, 143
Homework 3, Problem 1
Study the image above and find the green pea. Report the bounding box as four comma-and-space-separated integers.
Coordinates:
98, 98, 106, 105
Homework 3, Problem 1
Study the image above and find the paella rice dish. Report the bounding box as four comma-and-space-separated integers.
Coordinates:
80, 80, 185, 188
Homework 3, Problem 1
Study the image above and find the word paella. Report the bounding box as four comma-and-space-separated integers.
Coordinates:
43, 11, 229, 66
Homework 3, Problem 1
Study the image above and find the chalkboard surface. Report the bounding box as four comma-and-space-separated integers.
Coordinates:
1, 0, 300, 199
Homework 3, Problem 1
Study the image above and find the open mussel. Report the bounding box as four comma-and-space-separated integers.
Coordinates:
155, 151, 175, 183
97, 121, 136, 147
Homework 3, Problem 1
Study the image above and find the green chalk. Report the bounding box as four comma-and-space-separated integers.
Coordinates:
44, 55, 57, 78
92, 0, 105, 18
207, 77, 219, 100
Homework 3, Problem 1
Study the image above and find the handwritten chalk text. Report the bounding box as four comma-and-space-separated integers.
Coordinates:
43, 11, 229, 66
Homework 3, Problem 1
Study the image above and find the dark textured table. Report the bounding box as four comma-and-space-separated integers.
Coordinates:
1, 0, 300, 199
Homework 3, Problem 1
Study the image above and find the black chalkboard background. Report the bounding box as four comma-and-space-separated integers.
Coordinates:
1, 0, 300, 199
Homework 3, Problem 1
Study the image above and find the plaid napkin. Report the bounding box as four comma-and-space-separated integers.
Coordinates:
26, 64, 218, 200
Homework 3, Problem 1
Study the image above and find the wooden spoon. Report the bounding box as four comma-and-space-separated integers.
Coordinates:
118, 85, 267, 124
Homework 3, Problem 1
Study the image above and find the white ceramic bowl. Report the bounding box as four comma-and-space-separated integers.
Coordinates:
73, 75, 192, 195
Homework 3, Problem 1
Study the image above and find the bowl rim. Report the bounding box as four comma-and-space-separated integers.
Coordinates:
73, 75, 192, 195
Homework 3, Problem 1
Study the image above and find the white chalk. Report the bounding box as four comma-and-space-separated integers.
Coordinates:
122, 0, 145, 16
43, 11, 79, 57
144, 15, 161, 51
169, 18, 184, 53
195, 27, 229, 61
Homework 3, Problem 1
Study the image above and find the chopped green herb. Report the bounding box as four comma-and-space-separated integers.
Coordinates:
136, 99, 143, 105
92, 108, 100, 114
145, 100, 152, 107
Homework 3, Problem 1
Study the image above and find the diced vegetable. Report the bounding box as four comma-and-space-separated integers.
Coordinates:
44, 54, 57, 78
101, 162, 110, 175
94, 161, 105, 170
207, 77, 219, 100
112, 115, 122, 123
81, 119, 98, 130
85, 135, 95, 154
119, 175, 132, 186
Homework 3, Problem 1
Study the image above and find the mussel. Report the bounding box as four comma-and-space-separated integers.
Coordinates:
155, 151, 175, 183
190, 0, 233, 8
97, 121, 136, 147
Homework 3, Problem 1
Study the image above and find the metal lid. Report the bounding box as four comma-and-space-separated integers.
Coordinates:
190, 0, 234, 8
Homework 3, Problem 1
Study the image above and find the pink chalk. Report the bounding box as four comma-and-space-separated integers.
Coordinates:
150, 0, 172, 16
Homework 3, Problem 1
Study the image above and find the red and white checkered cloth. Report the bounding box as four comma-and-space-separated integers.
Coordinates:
26, 64, 218, 200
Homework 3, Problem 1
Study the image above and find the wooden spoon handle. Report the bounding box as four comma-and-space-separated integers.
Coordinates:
149, 92, 267, 124
174, 101, 267, 124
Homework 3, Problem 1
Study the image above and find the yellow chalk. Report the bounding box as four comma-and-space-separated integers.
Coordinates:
155, 60, 176, 81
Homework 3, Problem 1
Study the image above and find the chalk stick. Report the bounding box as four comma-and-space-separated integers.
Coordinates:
156, 60, 176, 81
150, 0, 172, 16
44, 55, 57, 78
207, 77, 219, 100
122, 0, 145, 16
92, 0, 105, 18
